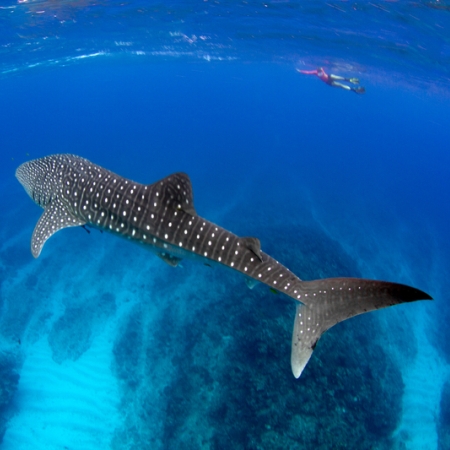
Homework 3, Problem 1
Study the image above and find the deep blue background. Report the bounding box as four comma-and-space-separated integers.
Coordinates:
1, 20, 449, 449
1, 1, 450, 447
2, 60, 449, 246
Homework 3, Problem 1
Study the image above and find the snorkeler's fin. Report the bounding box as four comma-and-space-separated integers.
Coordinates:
352, 86, 365, 94
349, 77, 359, 84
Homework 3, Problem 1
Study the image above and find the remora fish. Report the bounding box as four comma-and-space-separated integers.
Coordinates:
16, 154, 432, 378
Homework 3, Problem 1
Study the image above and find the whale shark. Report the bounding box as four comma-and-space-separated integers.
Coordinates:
16, 154, 432, 378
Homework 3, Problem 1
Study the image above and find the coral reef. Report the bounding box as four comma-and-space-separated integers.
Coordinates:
438, 378, 450, 450
48, 291, 116, 363
111, 219, 405, 449
0, 351, 21, 444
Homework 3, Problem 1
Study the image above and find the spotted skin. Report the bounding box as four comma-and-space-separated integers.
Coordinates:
16, 154, 432, 378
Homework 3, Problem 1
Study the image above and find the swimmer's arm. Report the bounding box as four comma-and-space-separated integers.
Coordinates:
296, 69, 317, 75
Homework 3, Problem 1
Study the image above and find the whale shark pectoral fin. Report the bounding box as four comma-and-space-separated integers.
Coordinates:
31, 199, 86, 258
241, 237, 263, 261
156, 252, 182, 267
290, 278, 432, 378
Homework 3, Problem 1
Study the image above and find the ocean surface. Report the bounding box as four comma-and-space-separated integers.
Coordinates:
1, 1, 449, 449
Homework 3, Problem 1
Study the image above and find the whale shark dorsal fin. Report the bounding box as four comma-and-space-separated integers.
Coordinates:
153, 172, 197, 216
241, 237, 263, 261
31, 198, 86, 258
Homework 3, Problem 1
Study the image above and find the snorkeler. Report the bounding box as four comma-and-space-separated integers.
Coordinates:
297, 67, 365, 94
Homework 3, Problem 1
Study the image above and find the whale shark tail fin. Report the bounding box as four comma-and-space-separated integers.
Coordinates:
290, 278, 432, 378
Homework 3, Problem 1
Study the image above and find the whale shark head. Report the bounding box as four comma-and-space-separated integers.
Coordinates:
16, 156, 66, 208
15, 155, 95, 257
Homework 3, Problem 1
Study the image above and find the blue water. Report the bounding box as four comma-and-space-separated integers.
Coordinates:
0, 1, 449, 449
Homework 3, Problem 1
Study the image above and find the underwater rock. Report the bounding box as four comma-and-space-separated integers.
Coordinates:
48, 292, 116, 363
112, 304, 144, 388
110, 219, 405, 449
438, 378, 450, 450
0, 351, 21, 444
48, 306, 93, 364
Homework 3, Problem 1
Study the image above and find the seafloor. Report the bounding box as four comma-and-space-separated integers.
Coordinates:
0, 175, 444, 450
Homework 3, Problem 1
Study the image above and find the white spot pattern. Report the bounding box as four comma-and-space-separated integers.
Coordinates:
17, 154, 310, 307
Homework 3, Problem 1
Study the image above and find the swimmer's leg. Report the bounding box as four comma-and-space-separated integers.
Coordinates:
330, 74, 360, 84
330, 81, 352, 91
329, 74, 347, 82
